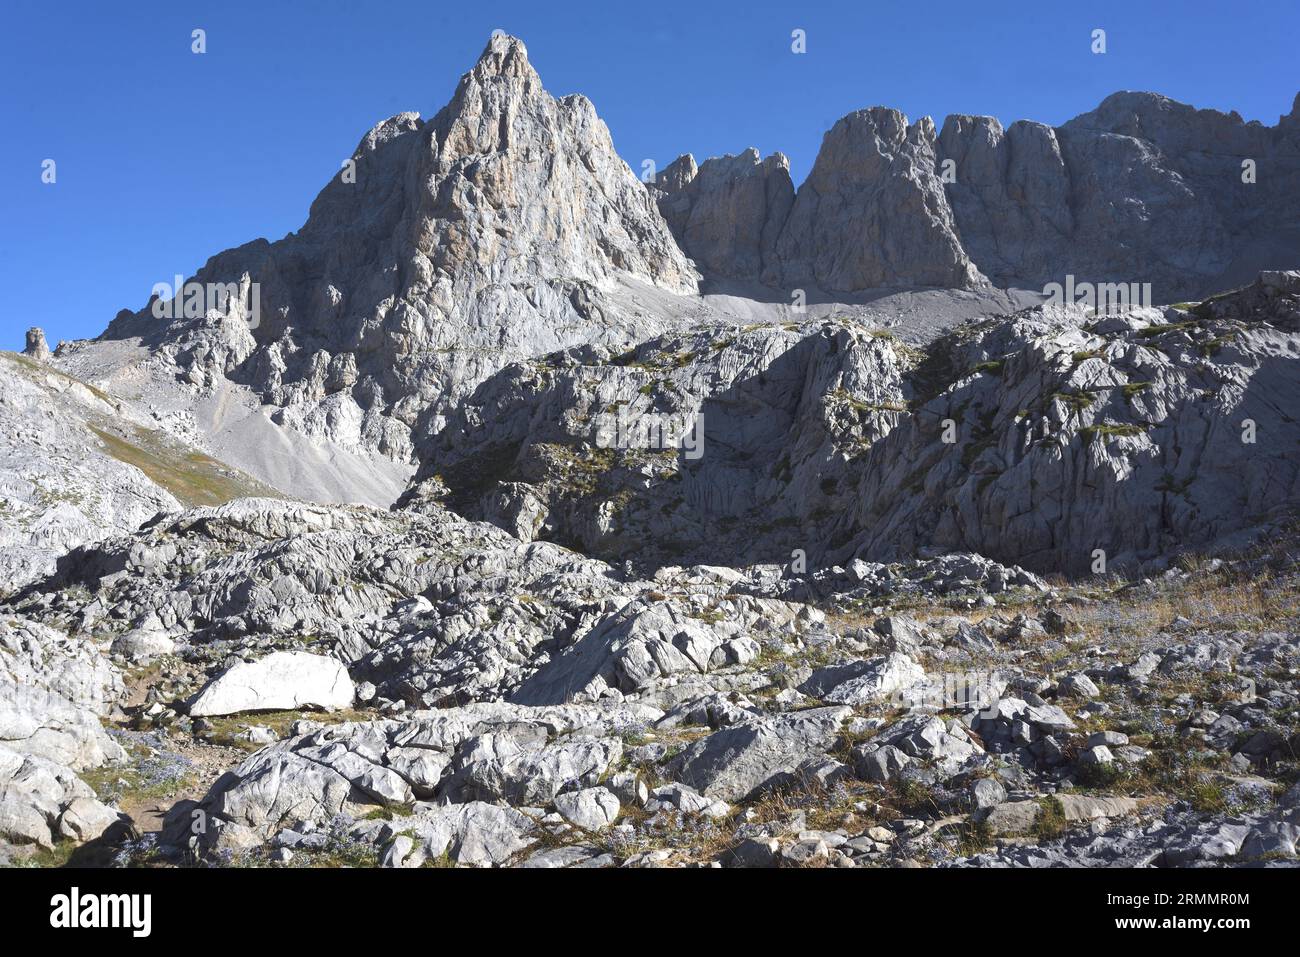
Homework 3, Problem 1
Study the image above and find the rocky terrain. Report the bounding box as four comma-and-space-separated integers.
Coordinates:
0, 347, 278, 593
403, 271, 1300, 577
1, 34, 1298, 869
2, 492, 1297, 868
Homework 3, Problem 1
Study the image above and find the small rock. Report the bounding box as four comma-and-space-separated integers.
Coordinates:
721, 837, 779, 868
982, 801, 1042, 836
1087, 730, 1129, 747
1078, 745, 1114, 767
781, 838, 829, 865
1057, 673, 1099, 698
553, 786, 620, 831
969, 777, 1007, 810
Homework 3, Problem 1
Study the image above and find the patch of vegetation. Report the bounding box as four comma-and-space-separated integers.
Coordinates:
10, 840, 82, 868
1076, 732, 1232, 812
294, 840, 382, 868
360, 802, 416, 821
81, 735, 200, 805
889, 777, 941, 817
1080, 422, 1151, 444
1050, 390, 1097, 413
1198, 334, 1236, 358
687, 606, 726, 625
832, 387, 909, 415
1032, 797, 1069, 841
1137, 320, 1200, 339
88, 425, 276, 507
951, 818, 994, 857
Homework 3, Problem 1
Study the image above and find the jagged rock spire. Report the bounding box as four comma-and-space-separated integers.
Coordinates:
24, 327, 50, 363
101, 32, 697, 475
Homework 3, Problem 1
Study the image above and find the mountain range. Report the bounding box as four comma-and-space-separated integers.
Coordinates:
2, 34, 1299, 871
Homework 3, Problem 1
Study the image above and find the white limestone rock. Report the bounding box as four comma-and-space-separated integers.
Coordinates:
188, 651, 355, 717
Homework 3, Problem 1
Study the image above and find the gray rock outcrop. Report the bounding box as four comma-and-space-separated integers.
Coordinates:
939, 91, 1300, 300
24, 328, 51, 363
651, 149, 795, 281
772, 109, 985, 292
0, 617, 126, 851
834, 271, 1300, 574
402, 315, 912, 568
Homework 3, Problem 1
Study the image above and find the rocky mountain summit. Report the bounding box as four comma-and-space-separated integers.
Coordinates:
653, 91, 1300, 300
53, 36, 1300, 511
2, 33, 1299, 869
97, 34, 697, 480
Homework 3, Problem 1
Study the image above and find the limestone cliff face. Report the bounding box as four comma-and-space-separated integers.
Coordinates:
652, 149, 795, 281
771, 109, 986, 292
102, 34, 698, 463
941, 92, 1300, 299
656, 92, 1300, 302
652, 111, 984, 293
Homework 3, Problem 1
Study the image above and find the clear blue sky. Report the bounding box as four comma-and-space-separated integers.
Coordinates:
2, 0, 1296, 350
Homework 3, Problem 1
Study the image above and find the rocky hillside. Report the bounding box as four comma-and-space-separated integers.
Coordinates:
400, 271, 1300, 577
0, 348, 277, 595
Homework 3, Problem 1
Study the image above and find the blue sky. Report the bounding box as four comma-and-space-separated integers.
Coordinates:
2, 0, 1296, 350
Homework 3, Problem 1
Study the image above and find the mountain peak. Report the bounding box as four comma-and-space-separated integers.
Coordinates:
470, 32, 537, 82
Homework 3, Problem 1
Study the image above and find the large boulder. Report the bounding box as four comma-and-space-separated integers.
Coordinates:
668, 705, 852, 802
188, 651, 355, 717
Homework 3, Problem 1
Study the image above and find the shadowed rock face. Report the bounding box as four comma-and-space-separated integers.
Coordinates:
398, 272, 1300, 578
833, 272, 1300, 575
399, 317, 911, 569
